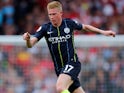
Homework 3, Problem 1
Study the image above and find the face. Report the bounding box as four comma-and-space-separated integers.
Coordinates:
48, 8, 62, 26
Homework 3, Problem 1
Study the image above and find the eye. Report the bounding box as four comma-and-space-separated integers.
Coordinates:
53, 13, 56, 15
49, 13, 56, 16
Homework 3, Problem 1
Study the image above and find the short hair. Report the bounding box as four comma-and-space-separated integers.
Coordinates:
47, 1, 63, 12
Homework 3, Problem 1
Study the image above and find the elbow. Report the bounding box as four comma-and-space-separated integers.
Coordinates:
83, 24, 90, 31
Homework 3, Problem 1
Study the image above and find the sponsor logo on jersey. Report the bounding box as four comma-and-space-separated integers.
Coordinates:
48, 35, 71, 44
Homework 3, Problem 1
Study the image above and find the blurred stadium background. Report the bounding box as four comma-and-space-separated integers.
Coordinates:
0, 0, 124, 93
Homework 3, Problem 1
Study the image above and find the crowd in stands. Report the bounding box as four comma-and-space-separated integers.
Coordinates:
0, 0, 124, 93
0, 0, 124, 35
0, 45, 124, 93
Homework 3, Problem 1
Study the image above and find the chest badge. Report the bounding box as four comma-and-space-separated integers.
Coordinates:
64, 27, 70, 34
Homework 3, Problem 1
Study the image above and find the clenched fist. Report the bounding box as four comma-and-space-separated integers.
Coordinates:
23, 32, 30, 40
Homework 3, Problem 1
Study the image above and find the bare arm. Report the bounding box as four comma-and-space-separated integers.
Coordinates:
23, 32, 38, 48
83, 24, 116, 37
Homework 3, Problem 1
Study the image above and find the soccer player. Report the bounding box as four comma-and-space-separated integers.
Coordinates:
23, 1, 116, 93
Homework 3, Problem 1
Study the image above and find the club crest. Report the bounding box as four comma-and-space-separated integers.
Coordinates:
64, 28, 70, 34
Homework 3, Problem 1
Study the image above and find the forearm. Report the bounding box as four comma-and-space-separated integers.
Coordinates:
23, 32, 38, 48
26, 39, 32, 48
83, 25, 104, 34
26, 37, 38, 48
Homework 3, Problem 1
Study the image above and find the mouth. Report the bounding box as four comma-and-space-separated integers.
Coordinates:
51, 20, 56, 24
51, 19, 55, 22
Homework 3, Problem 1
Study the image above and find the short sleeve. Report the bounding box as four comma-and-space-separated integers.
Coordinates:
33, 24, 47, 41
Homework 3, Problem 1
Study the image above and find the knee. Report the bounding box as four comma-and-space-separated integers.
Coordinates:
56, 84, 65, 93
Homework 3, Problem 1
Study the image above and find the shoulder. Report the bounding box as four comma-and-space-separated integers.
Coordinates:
64, 18, 79, 24
63, 18, 76, 26
42, 22, 51, 28
37, 22, 51, 31
64, 18, 73, 22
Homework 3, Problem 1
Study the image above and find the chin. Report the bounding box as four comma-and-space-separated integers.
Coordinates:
52, 22, 57, 26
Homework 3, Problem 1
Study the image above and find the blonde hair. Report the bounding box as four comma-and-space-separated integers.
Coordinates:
47, 1, 63, 12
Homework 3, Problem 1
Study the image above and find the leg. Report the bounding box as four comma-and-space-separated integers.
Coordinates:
56, 73, 73, 93
68, 78, 85, 93
72, 87, 85, 93
56, 62, 81, 93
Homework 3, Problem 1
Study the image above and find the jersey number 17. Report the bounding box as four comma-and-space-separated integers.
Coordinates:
63, 65, 74, 73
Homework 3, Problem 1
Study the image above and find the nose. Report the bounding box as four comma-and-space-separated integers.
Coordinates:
50, 15, 54, 20
50, 16, 54, 20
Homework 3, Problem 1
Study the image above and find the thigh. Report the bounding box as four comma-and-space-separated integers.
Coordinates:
68, 78, 81, 93
56, 61, 81, 91
56, 73, 73, 89
61, 61, 81, 80
73, 87, 85, 93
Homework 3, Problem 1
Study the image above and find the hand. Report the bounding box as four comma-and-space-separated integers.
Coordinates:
23, 32, 30, 40
102, 30, 116, 37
